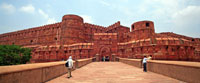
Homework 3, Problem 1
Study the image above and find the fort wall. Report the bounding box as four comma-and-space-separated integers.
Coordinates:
0, 14, 199, 62
0, 23, 61, 46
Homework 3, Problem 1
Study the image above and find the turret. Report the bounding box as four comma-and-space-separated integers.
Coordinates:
131, 21, 155, 40
60, 14, 85, 45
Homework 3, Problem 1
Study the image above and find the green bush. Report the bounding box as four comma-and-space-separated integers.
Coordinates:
0, 45, 32, 66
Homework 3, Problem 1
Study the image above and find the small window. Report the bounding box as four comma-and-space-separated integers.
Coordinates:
172, 48, 175, 52
54, 37, 57, 40
132, 48, 134, 52
180, 40, 184, 44
146, 22, 150, 27
30, 40, 33, 43
132, 25, 134, 30
166, 46, 168, 50
177, 46, 180, 50
192, 39, 194, 41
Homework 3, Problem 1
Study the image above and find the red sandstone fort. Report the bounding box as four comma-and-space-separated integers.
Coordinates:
0, 14, 200, 62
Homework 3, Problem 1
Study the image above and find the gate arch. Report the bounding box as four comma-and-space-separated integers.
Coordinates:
99, 46, 112, 61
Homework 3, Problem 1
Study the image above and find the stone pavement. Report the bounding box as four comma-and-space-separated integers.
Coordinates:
46, 62, 185, 83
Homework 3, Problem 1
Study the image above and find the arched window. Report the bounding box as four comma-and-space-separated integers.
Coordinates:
166, 46, 168, 50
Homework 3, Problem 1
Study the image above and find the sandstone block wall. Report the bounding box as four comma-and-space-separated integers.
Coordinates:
0, 58, 93, 83
118, 58, 142, 68
118, 58, 200, 83
0, 23, 61, 46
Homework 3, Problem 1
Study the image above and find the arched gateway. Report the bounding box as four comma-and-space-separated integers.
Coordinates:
93, 33, 118, 62
99, 46, 111, 61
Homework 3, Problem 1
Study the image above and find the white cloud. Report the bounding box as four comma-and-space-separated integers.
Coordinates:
99, 1, 133, 16
135, 0, 200, 37
172, 6, 200, 33
46, 18, 57, 24
80, 15, 93, 23
117, 6, 133, 16
0, 3, 15, 14
139, 0, 182, 16
99, 1, 110, 6
172, 6, 200, 22
38, 9, 57, 24
20, 4, 35, 13
38, 9, 49, 19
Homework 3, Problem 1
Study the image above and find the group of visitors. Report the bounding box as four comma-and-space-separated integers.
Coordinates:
102, 56, 110, 61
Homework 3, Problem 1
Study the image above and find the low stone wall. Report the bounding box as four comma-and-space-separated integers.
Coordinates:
119, 58, 142, 68
0, 58, 93, 83
118, 58, 200, 83
76, 57, 94, 68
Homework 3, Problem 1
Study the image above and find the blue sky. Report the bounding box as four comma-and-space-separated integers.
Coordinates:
0, 0, 200, 38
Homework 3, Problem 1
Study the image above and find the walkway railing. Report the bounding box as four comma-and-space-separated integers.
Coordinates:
0, 57, 95, 83
117, 57, 200, 83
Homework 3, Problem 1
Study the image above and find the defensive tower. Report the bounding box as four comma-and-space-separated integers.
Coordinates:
60, 14, 85, 45
131, 21, 155, 40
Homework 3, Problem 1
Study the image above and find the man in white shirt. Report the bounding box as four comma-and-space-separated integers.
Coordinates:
142, 56, 148, 72
66, 56, 73, 78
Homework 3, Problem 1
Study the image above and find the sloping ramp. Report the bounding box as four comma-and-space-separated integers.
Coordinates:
46, 62, 184, 83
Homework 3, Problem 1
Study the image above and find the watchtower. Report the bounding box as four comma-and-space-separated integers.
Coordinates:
60, 14, 85, 45
131, 21, 155, 40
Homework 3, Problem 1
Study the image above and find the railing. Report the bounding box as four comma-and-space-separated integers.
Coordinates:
75, 57, 94, 68
118, 57, 200, 83
0, 58, 94, 83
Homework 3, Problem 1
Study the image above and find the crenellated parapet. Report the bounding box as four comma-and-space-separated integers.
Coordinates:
157, 32, 200, 56
159, 32, 195, 41
118, 37, 195, 60
106, 21, 121, 31
84, 23, 106, 30
0, 22, 61, 46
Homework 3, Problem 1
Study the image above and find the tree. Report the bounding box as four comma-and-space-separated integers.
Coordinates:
0, 45, 32, 66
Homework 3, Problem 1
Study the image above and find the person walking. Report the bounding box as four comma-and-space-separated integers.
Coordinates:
142, 56, 148, 72
66, 56, 73, 78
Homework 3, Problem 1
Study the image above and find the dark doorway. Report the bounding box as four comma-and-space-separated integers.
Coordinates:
101, 56, 110, 61
99, 46, 111, 62
105, 56, 110, 61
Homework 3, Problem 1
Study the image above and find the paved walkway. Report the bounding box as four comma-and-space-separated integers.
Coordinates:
46, 62, 184, 83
